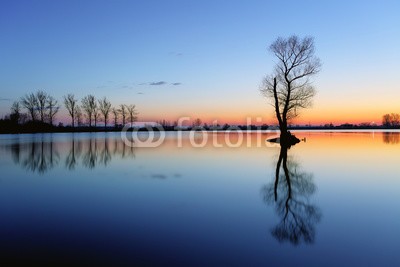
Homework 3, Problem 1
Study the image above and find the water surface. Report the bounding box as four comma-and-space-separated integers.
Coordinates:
0, 131, 399, 266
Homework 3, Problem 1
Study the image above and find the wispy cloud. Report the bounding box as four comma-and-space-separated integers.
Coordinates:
0, 98, 11, 101
171, 82, 182, 86
137, 92, 144, 95
149, 81, 167, 86
169, 52, 183, 57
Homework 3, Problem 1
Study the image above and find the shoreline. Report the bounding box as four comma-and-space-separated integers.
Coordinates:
1, 127, 400, 135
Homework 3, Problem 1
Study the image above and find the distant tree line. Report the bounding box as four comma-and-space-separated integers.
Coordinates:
63, 94, 137, 128
382, 113, 400, 128
1, 90, 138, 133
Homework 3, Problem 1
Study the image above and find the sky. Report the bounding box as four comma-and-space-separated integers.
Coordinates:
0, 0, 399, 125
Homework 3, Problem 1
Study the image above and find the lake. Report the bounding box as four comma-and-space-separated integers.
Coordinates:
0, 131, 399, 266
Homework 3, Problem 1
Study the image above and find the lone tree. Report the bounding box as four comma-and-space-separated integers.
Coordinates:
64, 94, 78, 127
261, 35, 321, 143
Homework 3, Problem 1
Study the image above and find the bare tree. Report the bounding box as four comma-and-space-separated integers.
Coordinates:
382, 113, 400, 128
10, 101, 21, 124
63, 94, 78, 127
390, 113, 400, 127
111, 107, 119, 128
36, 90, 48, 123
261, 35, 321, 142
21, 93, 38, 121
81, 95, 96, 127
382, 114, 391, 127
126, 104, 138, 127
47, 96, 59, 125
118, 104, 127, 126
98, 97, 112, 128
75, 105, 83, 127
93, 107, 100, 127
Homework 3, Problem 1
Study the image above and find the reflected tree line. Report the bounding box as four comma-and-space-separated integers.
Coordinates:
6, 135, 136, 174
382, 132, 400, 144
261, 144, 321, 245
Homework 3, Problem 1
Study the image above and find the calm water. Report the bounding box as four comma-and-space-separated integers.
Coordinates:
0, 131, 399, 266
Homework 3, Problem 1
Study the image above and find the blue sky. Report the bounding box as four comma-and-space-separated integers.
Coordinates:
1, 0, 399, 124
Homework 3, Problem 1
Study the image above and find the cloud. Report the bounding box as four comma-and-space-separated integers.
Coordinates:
0, 98, 11, 101
137, 92, 144, 95
149, 81, 167, 86
151, 174, 167, 179
171, 82, 182, 86
169, 52, 183, 57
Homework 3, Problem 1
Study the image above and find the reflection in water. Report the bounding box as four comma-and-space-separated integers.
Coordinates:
382, 132, 400, 144
5, 134, 136, 174
261, 144, 321, 245
11, 136, 60, 174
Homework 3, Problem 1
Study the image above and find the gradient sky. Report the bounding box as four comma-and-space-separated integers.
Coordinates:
1, 0, 399, 125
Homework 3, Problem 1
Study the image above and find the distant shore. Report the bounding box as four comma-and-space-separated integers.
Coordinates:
1, 123, 399, 135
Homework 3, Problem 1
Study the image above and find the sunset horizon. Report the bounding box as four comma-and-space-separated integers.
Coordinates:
1, 1, 399, 127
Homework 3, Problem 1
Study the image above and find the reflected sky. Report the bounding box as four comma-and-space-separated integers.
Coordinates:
0, 131, 399, 266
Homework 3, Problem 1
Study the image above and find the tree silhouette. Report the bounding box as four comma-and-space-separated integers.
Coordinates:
118, 104, 127, 126
98, 97, 112, 128
261, 36, 321, 142
261, 144, 321, 245
126, 104, 138, 127
10, 101, 21, 124
36, 91, 48, 123
21, 93, 38, 121
63, 94, 78, 127
75, 105, 83, 127
112, 107, 119, 128
382, 113, 400, 128
47, 95, 60, 125
81, 95, 96, 127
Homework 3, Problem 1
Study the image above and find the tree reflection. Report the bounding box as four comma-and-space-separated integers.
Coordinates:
382, 132, 400, 144
261, 144, 321, 245
65, 135, 82, 170
11, 135, 60, 174
6, 135, 136, 173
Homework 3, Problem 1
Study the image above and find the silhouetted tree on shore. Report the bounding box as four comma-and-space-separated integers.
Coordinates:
82, 95, 96, 127
64, 94, 78, 127
99, 97, 112, 128
261, 35, 321, 143
118, 104, 127, 126
36, 91, 48, 123
112, 108, 119, 128
21, 93, 38, 121
10, 101, 21, 124
382, 113, 400, 128
126, 104, 138, 127
47, 95, 60, 125
75, 106, 83, 127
